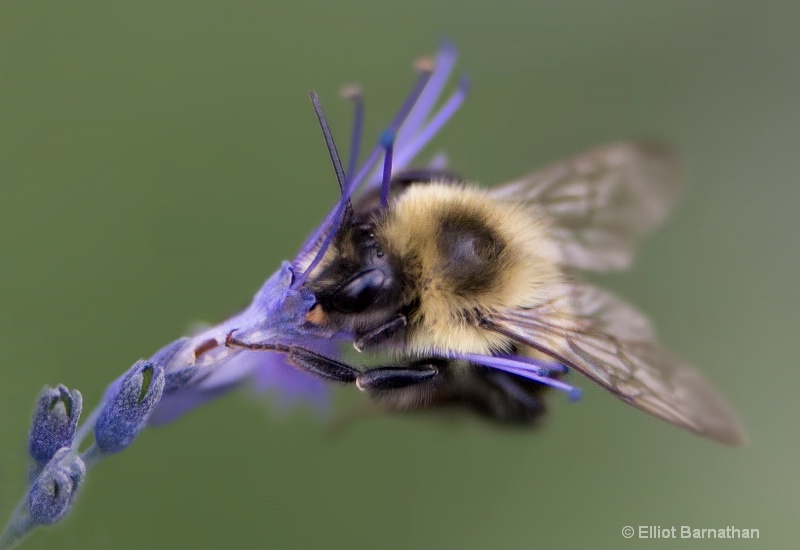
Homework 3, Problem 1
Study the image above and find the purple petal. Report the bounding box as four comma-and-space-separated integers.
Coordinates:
392, 76, 469, 172
149, 345, 336, 426
249, 354, 331, 414
395, 40, 459, 152
448, 352, 582, 400
145, 262, 337, 426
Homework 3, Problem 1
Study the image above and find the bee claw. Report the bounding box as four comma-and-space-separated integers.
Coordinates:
223, 329, 239, 348
353, 314, 407, 352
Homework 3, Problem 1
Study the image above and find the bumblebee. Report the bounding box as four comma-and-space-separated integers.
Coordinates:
229, 140, 746, 445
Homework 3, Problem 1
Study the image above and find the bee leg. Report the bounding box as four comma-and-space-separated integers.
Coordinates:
225, 332, 359, 383
225, 332, 437, 391
285, 346, 361, 383
353, 314, 407, 351
355, 364, 439, 391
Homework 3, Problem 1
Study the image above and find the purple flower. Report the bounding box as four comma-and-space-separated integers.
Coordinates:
248, 345, 333, 415
149, 347, 333, 426
146, 263, 333, 425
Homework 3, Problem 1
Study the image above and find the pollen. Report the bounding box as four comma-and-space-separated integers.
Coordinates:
306, 303, 328, 325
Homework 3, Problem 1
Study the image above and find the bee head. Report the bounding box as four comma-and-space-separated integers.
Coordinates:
310, 219, 403, 320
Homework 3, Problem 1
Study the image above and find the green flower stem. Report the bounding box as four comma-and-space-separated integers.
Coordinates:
80, 444, 106, 470
0, 497, 34, 550
72, 405, 101, 451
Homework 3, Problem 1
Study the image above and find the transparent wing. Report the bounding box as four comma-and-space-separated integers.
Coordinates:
481, 284, 746, 445
489, 142, 681, 271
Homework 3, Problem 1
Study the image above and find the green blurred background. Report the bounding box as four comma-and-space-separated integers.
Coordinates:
1, 1, 798, 548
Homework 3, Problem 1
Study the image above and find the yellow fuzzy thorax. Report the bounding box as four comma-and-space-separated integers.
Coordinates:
377, 183, 563, 356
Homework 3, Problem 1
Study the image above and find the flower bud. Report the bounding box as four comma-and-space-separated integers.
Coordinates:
94, 360, 165, 454
28, 448, 85, 525
28, 385, 82, 465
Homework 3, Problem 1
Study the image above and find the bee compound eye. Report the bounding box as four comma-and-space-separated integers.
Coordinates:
331, 269, 386, 313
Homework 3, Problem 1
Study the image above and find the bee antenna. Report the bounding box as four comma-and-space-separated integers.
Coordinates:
292, 91, 355, 289
309, 91, 348, 194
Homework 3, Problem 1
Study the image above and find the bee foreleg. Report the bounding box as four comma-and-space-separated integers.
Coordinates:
225, 331, 360, 383
285, 346, 361, 383
355, 364, 438, 392
353, 314, 407, 351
